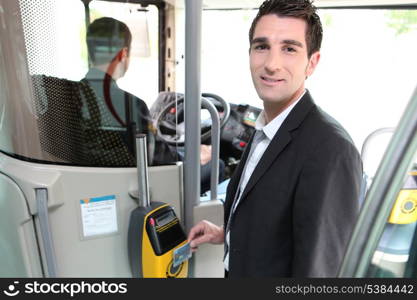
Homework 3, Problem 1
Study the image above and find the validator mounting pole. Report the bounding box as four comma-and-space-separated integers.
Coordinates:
136, 134, 150, 208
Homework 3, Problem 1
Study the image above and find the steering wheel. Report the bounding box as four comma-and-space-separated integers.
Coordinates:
155, 93, 231, 146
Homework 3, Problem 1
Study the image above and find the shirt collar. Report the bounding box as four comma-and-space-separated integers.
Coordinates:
255, 90, 306, 140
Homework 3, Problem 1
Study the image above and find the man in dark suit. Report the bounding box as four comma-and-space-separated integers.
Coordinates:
188, 0, 363, 277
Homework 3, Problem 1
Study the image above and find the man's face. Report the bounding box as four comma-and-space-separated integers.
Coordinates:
250, 14, 320, 117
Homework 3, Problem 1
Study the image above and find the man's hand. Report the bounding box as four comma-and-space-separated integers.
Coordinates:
188, 220, 224, 252
200, 145, 212, 165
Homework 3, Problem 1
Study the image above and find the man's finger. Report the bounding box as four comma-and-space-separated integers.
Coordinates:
188, 225, 204, 241
189, 233, 212, 248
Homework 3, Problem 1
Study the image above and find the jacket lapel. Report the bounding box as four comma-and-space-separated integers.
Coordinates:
237, 91, 316, 204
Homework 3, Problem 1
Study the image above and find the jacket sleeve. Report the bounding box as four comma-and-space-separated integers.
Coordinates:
291, 137, 363, 277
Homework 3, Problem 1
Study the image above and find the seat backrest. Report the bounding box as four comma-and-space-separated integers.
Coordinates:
32, 74, 136, 167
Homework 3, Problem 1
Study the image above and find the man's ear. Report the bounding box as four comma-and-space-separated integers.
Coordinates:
117, 47, 129, 61
306, 51, 320, 78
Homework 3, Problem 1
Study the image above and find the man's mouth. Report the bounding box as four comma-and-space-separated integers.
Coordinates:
260, 76, 284, 84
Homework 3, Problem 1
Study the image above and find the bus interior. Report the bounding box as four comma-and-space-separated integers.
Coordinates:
0, 0, 417, 278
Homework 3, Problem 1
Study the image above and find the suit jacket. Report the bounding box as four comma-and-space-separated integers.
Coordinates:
224, 91, 363, 277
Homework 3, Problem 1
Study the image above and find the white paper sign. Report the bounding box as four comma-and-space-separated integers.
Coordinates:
80, 195, 118, 238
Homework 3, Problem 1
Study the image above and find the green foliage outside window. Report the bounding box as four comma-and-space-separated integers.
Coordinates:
386, 10, 417, 35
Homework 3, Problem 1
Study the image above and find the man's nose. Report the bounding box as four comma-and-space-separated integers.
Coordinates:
264, 50, 282, 73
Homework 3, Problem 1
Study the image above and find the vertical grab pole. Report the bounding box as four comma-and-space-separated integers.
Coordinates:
184, 0, 202, 234
184, 0, 203, 277
201, 98, 220, 201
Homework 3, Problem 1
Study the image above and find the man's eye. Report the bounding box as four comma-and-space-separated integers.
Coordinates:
284, 46, 296, 53
253, 44, 268, 50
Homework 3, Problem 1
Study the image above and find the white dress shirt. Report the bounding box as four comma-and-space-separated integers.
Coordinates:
224, 90, 306, 271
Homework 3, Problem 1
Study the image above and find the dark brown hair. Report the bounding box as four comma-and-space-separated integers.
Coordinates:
87, 17, 132, 65
249, 0, 323, 57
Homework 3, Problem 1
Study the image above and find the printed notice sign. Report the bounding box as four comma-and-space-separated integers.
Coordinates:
80, 195, 118, 238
